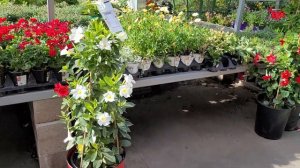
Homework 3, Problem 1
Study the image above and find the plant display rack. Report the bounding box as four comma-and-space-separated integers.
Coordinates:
0, 65, 246, 107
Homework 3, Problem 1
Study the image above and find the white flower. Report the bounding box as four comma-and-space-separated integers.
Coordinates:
71, 85, 88, 100
123, 74, 135, 86
119, 84, 133, 98
97, 38, 112, 51
103, 91, 116, 102
178, 11, 184, 16
194, 18, 201, 23
69, 27, 84, 43
97, 112, 112, 126
192, 13, 199, 17
64, 131, 74, 143
116, 32, 128, 42
60, 46, 74, 56
160, 7, 169, 13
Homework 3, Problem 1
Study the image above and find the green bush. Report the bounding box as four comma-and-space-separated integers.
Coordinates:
0, 0, 78, 5
0, 3, 90, 26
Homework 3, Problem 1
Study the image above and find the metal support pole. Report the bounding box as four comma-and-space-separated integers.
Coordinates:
234, 0, 245, 32
47, 0, 55, 21
275, 0, 280, 9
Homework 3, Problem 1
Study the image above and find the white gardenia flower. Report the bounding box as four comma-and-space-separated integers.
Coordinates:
160, 7, 169, 13
116, 32, 128, 42
103, 91, 116, 102
119, 84, 133, 98
97, 38, 112, 51
97, 112, 112, 126
194, 18, 201, 23
64, 131, 74, 143
60, 46, 74, 56
69, 27, 84, 43
192, 13, 199, 17
123, 74, 136, 86
71, 85, 88, 100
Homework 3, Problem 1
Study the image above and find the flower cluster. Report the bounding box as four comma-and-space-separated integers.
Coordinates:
268, 8, 286, 21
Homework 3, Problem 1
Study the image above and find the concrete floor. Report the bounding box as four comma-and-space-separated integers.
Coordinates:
1, 80, 300, 168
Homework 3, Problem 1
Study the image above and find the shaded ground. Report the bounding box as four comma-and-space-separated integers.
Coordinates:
0, 80, 299, 168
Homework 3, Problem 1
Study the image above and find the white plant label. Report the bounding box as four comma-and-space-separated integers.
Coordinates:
153, 59, 164, 68
194, 53, 205, 63
46, 72, 50, 82
180, 55, 194, 66
138, 60, 152, 71
17, 75, 27, 86
126, 63, 139, 74
62, 72, 69, 81
96, 0, 124, 33
168, 57, 180, 67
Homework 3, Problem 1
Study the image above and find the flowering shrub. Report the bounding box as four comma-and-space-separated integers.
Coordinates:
250, 33, 300, 109
0, 18, 71, 71
54, 19, 134, 167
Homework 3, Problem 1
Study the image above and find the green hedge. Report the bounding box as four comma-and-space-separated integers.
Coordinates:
0, 3, 90, 26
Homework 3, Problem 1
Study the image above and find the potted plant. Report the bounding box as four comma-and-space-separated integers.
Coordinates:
178, 24, 194, 72
54, 19, 134, 168
0, 47, 8, 88
251, 41, 295, 140
120, 46, 141, 79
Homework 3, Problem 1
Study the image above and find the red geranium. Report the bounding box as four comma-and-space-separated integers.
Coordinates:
296, 76, 300, 84
280, 78, 289, 87
280, 70, 292, 79
266, 53, 276, 64
297, 47, 300, 55
262, 75, 272, 81
279, 39, 285, 46
253, 53, 261, 65
0, 18, 6, 24
29, 18, 38, 23
54, 83, 69, 97
49, 46, 57, 57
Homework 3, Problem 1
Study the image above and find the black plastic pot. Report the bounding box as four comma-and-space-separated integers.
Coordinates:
32, 68, 50, 84
52, 68, 63, 82
0, 66, 5, 88
255, 93, 291, 140
9, 71, 28, 86
285, 105, 300, 131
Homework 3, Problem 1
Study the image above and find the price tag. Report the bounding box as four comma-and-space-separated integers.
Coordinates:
17, 75, 27, 86
96, 0, 124, 33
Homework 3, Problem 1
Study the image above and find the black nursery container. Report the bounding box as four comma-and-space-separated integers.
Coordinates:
255, 93, 291, 140
9, 71, 28, 86
285, 105, 300, 131
32, 69, 50, 83
0, 66, 5, 88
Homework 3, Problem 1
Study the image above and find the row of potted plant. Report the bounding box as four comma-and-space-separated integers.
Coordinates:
0, 18, 71, 87
119, 9, 242, 78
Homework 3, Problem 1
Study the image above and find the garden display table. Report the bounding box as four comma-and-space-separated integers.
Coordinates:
0, 66, 246, 168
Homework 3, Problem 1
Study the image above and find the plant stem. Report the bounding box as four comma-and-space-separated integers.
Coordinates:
114, 116, 120, 154
274, 84, 280, 109
80, 131, 86, 168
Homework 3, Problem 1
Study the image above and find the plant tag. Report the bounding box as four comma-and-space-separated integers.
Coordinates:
96, 0, 124, 33
17, 75, 27, 86
46, 72, 50, 82
126, 63, 139, 74
62, 72, 69, 81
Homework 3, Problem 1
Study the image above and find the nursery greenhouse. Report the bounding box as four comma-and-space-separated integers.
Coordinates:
0, 0, 299, 168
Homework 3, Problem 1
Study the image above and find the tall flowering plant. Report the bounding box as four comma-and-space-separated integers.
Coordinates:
250, 36, 298, 109
54, 19, 134, 168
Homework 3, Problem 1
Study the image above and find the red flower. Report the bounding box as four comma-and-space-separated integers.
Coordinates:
19, 41, 30, 50
297, 47, 300, 55
49, 47, 57, 57
280, 78, 289, 87
34, 38, 41, 45
54, 83, 69, 97
0, 18, 6, 24
270, 10, 286, 21
262, 75, 272, 81
266, 53, 276, 64
30, 18, 38, 23
253, 53, 261, 65
296, 76, 300, 84
67, 43, 73, 49
279, 39, 285, 46
280, 70, 292, 79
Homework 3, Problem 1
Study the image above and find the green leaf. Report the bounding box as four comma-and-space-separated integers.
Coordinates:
280, 90, 289, 98
103, 153, 116, 163
124, 102, 135, 108
93, 160, 102, 168
86, 150, 98, 162
85, 102, 94, 113
121, 140, 131, 147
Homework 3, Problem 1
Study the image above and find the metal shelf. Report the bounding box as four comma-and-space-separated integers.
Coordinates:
0, 66, 246, 106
